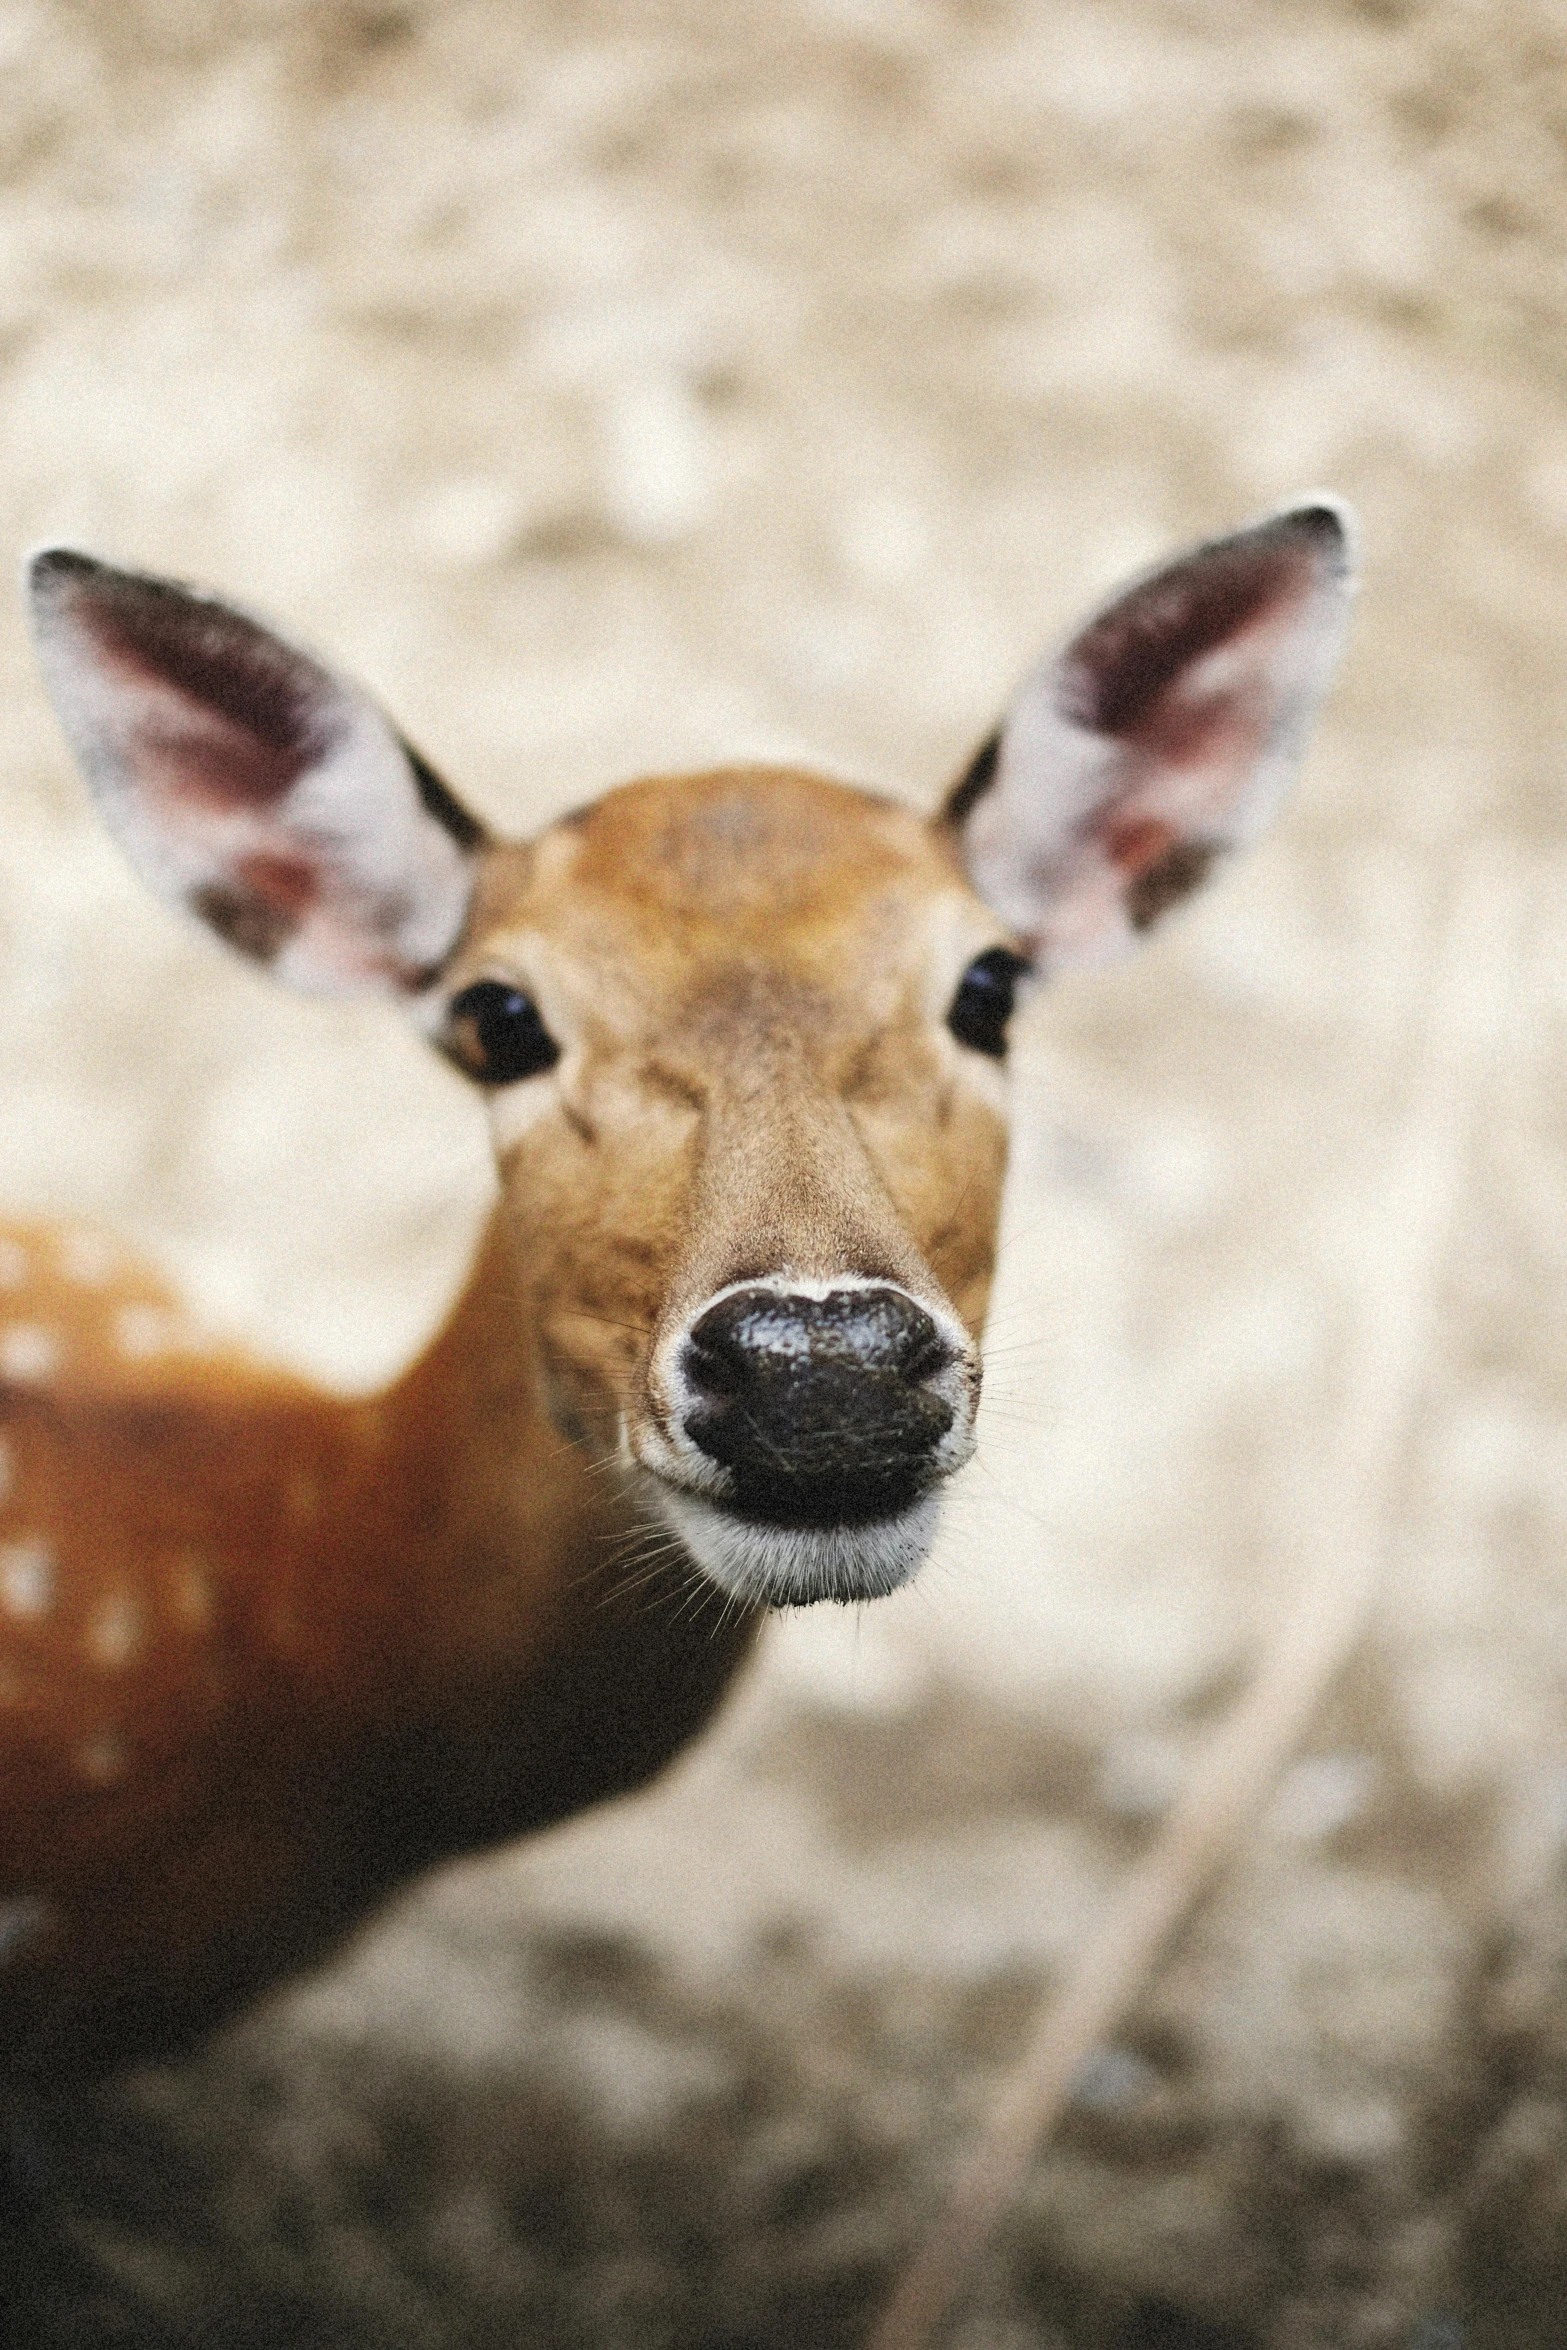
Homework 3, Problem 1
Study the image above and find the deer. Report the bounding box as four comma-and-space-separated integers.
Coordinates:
0, 502, 1354, 2097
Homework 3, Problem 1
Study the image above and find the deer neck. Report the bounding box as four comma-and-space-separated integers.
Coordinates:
357, 1206, 629, 1686
295, 1205, 757, 1860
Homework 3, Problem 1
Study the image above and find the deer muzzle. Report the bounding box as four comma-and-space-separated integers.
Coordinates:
635, 1275, 979, 1606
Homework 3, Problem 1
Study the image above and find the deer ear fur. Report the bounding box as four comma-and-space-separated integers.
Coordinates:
27, 550, 485, 998
942, 500, 1357, 970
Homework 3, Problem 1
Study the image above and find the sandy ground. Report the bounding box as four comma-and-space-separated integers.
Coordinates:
4, 0, 1567, 2341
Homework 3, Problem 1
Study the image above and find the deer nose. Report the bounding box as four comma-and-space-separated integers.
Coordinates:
679, 1285, 958, 1528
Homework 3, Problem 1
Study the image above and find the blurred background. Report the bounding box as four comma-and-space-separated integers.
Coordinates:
3, 1, 1567, 2343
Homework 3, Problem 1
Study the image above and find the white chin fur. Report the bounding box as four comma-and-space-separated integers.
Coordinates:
649, 1482, 942, 1608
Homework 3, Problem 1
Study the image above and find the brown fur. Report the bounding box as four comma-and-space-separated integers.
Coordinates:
0, 767, 1013, 2084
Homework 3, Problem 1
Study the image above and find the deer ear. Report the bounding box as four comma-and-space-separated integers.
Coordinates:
26, 550, 486, 997
942, 500, 1357, 970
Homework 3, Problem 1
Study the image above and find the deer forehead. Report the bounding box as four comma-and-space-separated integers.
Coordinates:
461, 768, 991, 1035
558, 767, 947, 905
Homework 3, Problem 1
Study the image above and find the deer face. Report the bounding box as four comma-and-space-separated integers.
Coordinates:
430, 769, 1008, 1600
26, 504, 1355, 1605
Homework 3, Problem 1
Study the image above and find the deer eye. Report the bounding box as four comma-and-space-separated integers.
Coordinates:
946, 948, 1031, 1058
442, 981, 561, 1085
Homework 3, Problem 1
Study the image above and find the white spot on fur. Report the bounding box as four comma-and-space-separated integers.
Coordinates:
114, 1303, 181, 1357
88, 1590, 140, 1668
1, 1537, 54, 1617
0, 1238, 28, 1288
0, 1323, 61, 1382
76, 1732, 127, 1784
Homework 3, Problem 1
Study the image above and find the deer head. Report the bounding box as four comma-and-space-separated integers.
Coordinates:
26, 503, 1355, 1611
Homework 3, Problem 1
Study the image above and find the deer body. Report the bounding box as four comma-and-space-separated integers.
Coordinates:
1, 505, 1355, 2084
0, 1209, 755, 2081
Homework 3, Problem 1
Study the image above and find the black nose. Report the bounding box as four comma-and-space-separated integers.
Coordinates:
679, 1286, 957, 1528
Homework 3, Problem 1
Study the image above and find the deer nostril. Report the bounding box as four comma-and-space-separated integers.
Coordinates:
899, 1323, 952, 1384
680, 1318, 757, 1405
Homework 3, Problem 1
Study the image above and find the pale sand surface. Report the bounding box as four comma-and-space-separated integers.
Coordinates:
4, 3, 1567, 2341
